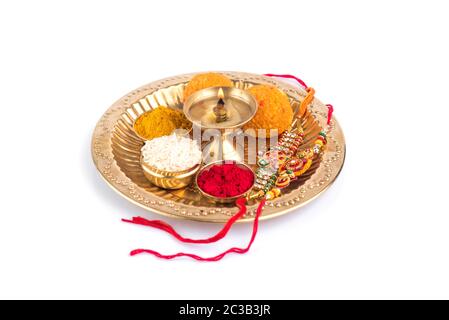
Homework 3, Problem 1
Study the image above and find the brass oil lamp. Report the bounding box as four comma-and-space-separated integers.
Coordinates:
183, 87, 258, 162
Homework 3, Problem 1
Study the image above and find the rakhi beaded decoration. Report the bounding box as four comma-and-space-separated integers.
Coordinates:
250, 127, 327, 200
123, 73, 333, 262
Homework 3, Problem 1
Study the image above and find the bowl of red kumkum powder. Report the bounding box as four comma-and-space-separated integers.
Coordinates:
195, 160, 255, 204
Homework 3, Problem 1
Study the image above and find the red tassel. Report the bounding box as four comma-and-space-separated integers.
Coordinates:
122, 198, 248, 244
127, 198, 266, 261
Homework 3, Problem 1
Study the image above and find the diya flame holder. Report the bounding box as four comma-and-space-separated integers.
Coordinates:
183, 86, 258, 163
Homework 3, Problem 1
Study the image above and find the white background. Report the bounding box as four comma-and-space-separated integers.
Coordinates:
1, 0, 448, 300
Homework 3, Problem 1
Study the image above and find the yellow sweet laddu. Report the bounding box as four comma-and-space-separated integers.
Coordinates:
243, 85, 293, 138
183, 72, 233, 102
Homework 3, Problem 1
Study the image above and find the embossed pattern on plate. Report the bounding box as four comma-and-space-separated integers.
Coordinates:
91, 72, 346, 222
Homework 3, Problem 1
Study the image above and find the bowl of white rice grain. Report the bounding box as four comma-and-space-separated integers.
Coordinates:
140, 133, 202, 189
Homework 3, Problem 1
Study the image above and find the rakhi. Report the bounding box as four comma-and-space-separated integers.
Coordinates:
250, 126, 327, 201
122, 73, 334, 261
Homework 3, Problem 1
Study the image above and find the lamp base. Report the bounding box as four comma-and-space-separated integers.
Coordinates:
202, 136, 245, 163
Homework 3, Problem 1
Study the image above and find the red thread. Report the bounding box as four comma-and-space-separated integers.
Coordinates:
263, 73, 308, 89
122, 197, 248, 244
127, 198, 266, 261
326, 104, 334, 125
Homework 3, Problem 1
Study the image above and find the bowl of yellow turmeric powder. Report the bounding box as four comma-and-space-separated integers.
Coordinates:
133, 106, 192, 141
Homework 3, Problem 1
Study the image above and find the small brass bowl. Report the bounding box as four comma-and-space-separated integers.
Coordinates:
195, 160, 256, 204
140, 156, 201, 190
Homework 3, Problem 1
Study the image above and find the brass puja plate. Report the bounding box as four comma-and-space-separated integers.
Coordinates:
91, 72, 346, 223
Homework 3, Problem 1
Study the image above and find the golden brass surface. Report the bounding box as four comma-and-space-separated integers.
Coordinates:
183, 86, 258, 129
140, 156, 201, 190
